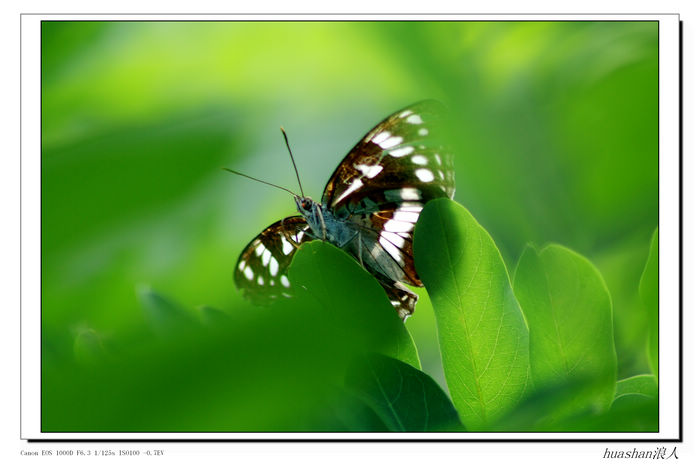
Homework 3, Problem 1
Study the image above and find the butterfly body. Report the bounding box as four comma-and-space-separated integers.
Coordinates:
295, 195, 409, 288
293, 196, 348, 245
234, 100, 455, 319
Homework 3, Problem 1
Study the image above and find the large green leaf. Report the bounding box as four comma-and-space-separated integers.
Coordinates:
138, 285, 197, 337
288, 241, 420, 369
513, 244, 617, 413
414, 198, 529, 430
346, 353, 462, 431
45, 294, 375, 431
614, 374, 658, 401
491, 377, 605, 431
639, 228, 659, 380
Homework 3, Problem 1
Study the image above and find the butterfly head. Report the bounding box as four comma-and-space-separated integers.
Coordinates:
294, 196, 318, 218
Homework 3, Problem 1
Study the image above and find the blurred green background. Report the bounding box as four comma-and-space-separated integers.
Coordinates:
41, 21, 658, 431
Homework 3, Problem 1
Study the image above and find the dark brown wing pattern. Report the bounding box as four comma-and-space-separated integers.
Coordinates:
322, 100, 455, 209
234, 216, 312, 305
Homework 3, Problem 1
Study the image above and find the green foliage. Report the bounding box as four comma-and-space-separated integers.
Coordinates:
45, 286, 409, 431
639, 228, 659, 380
513, 245, 617, 414
615, 374, 658, 401
289, 241, 420, 369
346, 354, 462, 431
41, 22, 659, 432
414, 199, 529, 430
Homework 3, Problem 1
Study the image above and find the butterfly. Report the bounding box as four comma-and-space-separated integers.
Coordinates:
231, 100, 455, 320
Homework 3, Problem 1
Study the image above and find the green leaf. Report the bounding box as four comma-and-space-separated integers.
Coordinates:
72, 326, 105, 367
346, 353, 462, 431
491, 377, 604, 431
614, 374, 658, 401
639, 228, 659, 380
553, 393, 658, 432
602, 394, 658, 431
414, 198, 529, 430
288, 241, 420, 369
325, 391, 390, 432
513, 244, 617, 413
197, 305, 231, 326
138, 285, 197, 337
497, 375, 658, 432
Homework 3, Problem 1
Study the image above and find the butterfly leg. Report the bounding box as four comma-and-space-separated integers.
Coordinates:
357, 233, 363, 267
315, 205, 327, 240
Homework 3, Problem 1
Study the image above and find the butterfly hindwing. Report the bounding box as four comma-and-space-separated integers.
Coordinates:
350, 203, 424, 286
234, 216, 312, 305
379, 281, 418, 321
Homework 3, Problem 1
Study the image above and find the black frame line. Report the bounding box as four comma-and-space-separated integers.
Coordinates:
677, 18, 684, 444
22, 14, 681, 443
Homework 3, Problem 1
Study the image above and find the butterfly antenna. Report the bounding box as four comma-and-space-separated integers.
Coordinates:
280, 126, 305, 198
222, 168, 299, 197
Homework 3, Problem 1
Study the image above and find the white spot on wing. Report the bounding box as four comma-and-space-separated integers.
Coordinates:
394, 210, 420, 223
356, 164, 383, 178
389, 146, 414, 158
269, 257, 279, 276
399, 110, 412, 118
281, 275, 290, 288
257, 276, 264, 286
385, 219, 414, 233
435, 154, 442, 165
262, 249, 272, 267
281, 237, 294, 255
381, 231, 406, 249
238, 261, 246, 271
379, 237, 404, 265
244, 266, 254, 281
411, 155, 428, 165
385, 188, 421, 202
333, 178, 364, 206
255, 243, 265, 256
418, 128, 429, 136
398, 203, 423, 212
406, 114, 423, 124
379, 136, 403, 149
399, 188, 421, 201
372, 131, 391, 145
416, 168, 435, 182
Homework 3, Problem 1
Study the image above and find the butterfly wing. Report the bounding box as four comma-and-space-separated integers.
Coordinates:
321, 101, 455, 314
379, 280, 418, 321
322, 100, 455, 209
234, 216, 313, 305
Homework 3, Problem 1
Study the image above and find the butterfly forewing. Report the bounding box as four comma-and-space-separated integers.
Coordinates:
322, 100, 455, 210
319, 100, 455, 316
234, 216, 312, 305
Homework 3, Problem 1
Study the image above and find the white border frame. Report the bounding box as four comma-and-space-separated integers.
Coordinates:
20, 13, 681, 440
